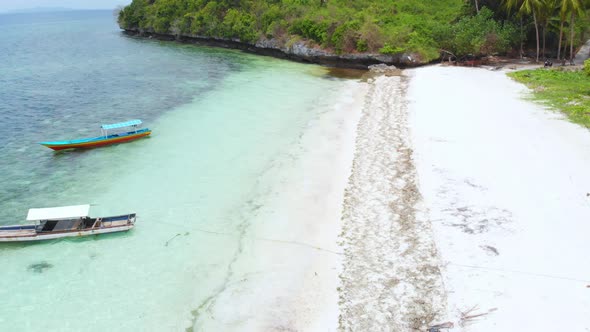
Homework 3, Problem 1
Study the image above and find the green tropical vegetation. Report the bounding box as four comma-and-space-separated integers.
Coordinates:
118, 0, 590, 62
585, 58, 590, 75
509, 68, 590, 127
501, 0, 589, 62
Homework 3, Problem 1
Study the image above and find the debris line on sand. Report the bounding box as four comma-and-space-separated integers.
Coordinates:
338, 74, 446, 331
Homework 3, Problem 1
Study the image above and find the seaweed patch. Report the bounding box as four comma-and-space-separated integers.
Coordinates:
28, 261, 53, 273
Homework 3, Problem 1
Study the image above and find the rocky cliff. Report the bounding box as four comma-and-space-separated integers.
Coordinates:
122, 29, 421, 69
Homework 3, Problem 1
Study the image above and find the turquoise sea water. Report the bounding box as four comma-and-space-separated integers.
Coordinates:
0, 10, 354, 331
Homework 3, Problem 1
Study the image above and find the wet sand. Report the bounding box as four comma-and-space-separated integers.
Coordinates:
189, 79, 367, 332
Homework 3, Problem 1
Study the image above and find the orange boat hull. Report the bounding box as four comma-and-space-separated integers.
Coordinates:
41, 130, 151, 151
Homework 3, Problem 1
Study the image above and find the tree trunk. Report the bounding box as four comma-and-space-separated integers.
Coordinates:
520, 16, 524, 58
563, 37, 568, 62
542, 24, 546, 60
533, 12, 540, 62
474, 0, 480, 13
557, 20, 564, 60
569, 12, 575, 61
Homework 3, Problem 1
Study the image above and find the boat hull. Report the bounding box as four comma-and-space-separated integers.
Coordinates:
40, 129, 151, 151
0, 213, 136, 243
0, 224, 134, 242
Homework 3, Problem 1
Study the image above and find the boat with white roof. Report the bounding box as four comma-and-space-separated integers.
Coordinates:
0, 205, 135, 242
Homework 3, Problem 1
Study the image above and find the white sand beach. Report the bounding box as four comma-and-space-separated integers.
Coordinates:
407, 65, 590, 331
337, 65, 590, 331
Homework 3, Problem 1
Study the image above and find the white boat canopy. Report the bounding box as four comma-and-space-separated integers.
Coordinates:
27, 204, 90, 221
101, 120, 142, 130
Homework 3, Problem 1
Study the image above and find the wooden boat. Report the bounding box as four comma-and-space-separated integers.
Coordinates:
39, 119, 151, 151
0, 205, 135, 242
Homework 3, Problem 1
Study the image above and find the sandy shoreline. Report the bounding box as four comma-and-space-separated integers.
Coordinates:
189, 78, 367, 331
187, 64, 590, 331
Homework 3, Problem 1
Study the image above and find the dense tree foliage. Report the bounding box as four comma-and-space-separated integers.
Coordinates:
502, 0, 590, 61
118, 0, 589, 62
436, 8, 518, 56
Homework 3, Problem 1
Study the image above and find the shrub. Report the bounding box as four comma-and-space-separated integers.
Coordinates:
330, 20, 361, 52
406, 31, 439, 61
379, 43, 404, 55
118, 0, 146, 28
221, 9, 257, 42
261, 5, 283, 34
585, 59, 590, 76
289, 19, 329, 44
446, 7, 518, 56
359, 21, 385, 52
356, 39, 368, 52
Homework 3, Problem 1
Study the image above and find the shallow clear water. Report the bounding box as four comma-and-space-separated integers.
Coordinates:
0, 10, 354, 331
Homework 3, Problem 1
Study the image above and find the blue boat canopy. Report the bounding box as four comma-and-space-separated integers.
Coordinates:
101, 119, 142, 130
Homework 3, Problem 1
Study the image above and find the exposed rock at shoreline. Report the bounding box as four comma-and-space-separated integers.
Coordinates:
574, 39, 590, 65
368, 64, 403, 76
122, 29, 421, 69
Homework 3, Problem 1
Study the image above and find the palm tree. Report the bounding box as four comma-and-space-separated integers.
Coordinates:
557, 1, 568, 59
504, 0, 543, 62
561, 0, 584, 61
538, 0, 556, 59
